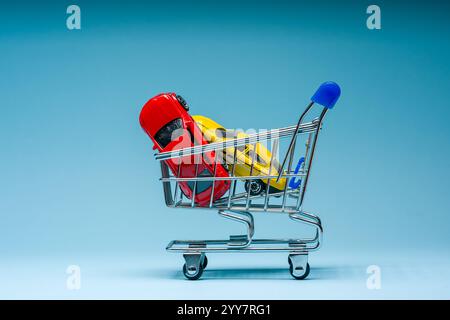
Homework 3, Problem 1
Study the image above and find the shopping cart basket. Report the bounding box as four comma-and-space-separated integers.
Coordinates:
152, 82, 341, 280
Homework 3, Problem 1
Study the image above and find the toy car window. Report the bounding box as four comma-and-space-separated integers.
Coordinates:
237, 145, 246, 153
215, 128, 227, 139
187, 169, 213, 194
226, 130, 240, 139
155, 118, 183, 148
271, 158, 281, 171
256, 154, 267, 166
246, 149, 267, 166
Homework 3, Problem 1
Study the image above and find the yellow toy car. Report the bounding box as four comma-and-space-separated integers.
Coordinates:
193, 115, 287, 195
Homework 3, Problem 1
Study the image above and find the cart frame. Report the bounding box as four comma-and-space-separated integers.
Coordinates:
152, 82, 340, 280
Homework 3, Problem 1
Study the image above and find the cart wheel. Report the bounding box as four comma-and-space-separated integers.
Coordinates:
289, 262, 310, 280
176, 95, 189, 111
202, 255, 208, 269
182, 263, 204, 280
244, 180, 265, 196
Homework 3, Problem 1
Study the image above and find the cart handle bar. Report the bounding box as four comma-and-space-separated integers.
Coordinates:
276, 81, 341, 181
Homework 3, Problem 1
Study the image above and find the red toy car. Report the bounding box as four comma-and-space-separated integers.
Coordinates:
139, 93, 230, 206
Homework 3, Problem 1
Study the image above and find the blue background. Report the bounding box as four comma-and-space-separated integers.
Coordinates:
1, 0, 449, 298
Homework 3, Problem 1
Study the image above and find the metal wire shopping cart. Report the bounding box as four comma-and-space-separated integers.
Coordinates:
152, 82, 341, 280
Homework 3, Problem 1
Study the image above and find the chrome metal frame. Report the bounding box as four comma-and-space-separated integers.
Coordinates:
155, 101, 330, 279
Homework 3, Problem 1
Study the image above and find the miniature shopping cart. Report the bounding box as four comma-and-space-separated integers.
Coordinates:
154, 82, 341, 280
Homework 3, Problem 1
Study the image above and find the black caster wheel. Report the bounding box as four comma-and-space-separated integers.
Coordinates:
176, 95, 189, 111
289, 262, 310, 280
202, 256, 208, 269
244, 180, 265, 196
182, 263, 204, 280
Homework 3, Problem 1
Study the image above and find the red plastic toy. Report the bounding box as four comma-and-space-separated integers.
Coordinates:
139, 93, 230, 206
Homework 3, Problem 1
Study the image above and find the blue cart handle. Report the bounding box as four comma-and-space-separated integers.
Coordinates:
311, 81, 341, 109
276, 81, 341, 182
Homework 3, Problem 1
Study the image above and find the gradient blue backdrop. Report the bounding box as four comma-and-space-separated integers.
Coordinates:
1, 0, 449, 299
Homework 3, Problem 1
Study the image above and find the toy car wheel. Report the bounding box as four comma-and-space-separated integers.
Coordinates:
289, 262, 310, 280
245, 180, 265, 196
176, 95, 189, 111
202, 255, 208, 269
182, 263, 204, 280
